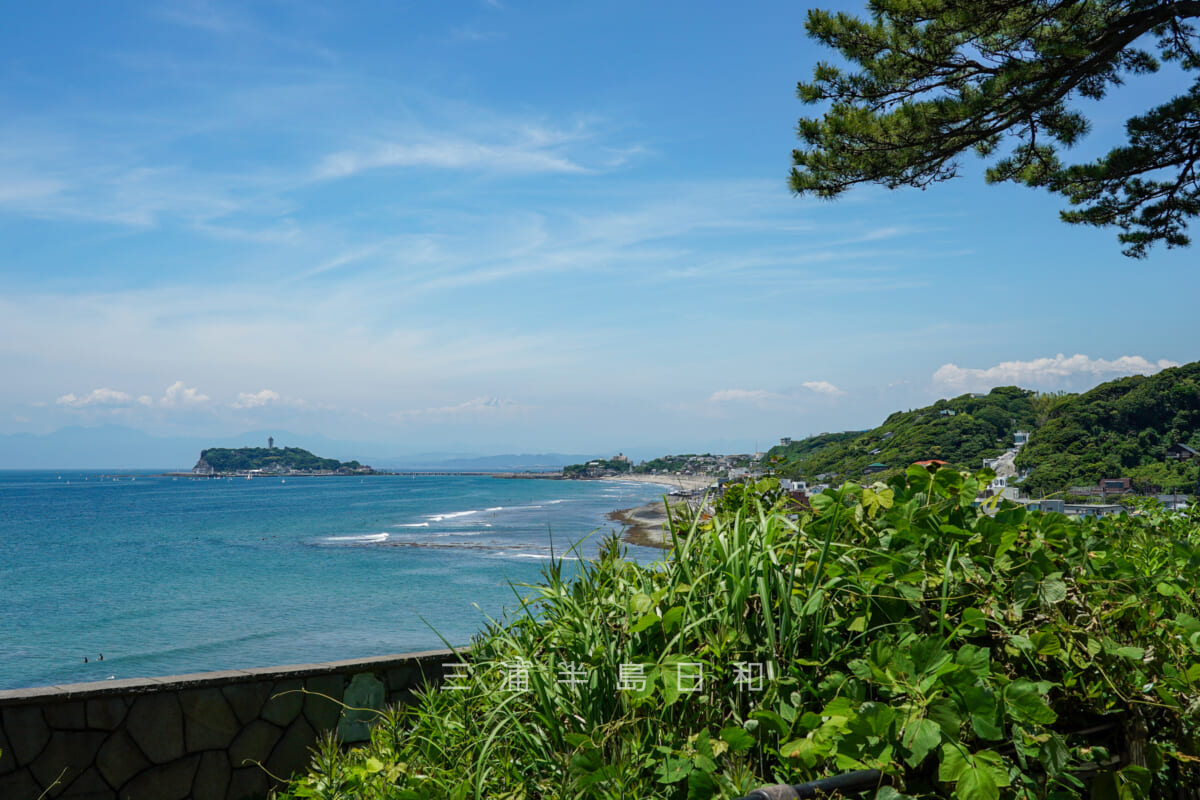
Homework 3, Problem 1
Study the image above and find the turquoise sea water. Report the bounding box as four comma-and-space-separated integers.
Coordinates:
0, 471, 670, 690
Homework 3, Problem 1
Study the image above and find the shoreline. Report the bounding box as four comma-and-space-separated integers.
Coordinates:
597, 473, 716, 492
601, 475, 717, 549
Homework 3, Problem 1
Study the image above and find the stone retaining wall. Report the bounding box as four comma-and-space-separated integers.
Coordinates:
0, 649, 462, 800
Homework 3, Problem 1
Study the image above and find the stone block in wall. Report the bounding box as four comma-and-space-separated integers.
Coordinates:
386, 663, 422, 692
228, 765, 269, 800
221, 680, 272, 726
265, 715, 316, 784
96, 730, 150, 790
192, 750, 231, 800
302, 674, 344, 732
180, 688, 240, 751
43, 701, 86, 731
121, 752, 200, 800
228, 719, 282, 769
127, 693, 185, 764
0, 723, 15, 774
28, 729, 107, 792
63, 765, 110, 798
260, 679, 303, 727
2, 704, 50, 766
85, 696, 128, 731
0, 767, 41, 800
336, 672, 384, 743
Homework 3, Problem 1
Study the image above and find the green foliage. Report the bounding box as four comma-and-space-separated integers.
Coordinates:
1016, 362, 1200, 495
199, 446, 356, 473
766, 386, 1035, 480
791, 0, 1200, 257
563, 457, 635, 477
277, 471, 1200, 799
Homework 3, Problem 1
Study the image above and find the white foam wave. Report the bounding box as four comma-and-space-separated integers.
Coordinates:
427, 510, 479, 522
322, 533, 389, 544
507, 553, 579, 561
394, 523, 429, 528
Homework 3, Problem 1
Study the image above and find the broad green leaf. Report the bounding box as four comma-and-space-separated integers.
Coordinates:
1030, 630, 1062, 656
749, 709, 789, 737
655, 754, 692, 784
934, 468, 963, 495
962, 607, 988, 631
630, 593, 653, 615
955, 644, 990, 677
1115, 646, 1145, 660
810, 492, 836, 515
955, 764, 1000, 800
1038, 575, 1068, 605
687, 768, 718, 800
901, 718, 942, 766
1005, 680, 1057, 724
1038, 732, 1070, 776
630, 611, 659, 633
927, 699, 963, 739
938, 744, 970, 782
661, 606, 685, 634
720, 726, 755, 753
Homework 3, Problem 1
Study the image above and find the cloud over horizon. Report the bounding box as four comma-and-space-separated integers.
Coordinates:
56, 388, 132, 408
933, 354, 1180, 393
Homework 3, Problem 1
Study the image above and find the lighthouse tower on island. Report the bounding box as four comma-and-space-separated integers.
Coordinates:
268, 436, 274, 449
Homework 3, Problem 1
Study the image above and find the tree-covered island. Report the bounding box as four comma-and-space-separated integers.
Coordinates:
190, 446, 374, 476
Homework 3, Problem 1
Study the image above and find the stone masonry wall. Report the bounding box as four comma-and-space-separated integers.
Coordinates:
0, 649, 462, 800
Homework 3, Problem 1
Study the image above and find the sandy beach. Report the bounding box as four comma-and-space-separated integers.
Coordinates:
599, 473, 716, 492
601, 475, 716, 548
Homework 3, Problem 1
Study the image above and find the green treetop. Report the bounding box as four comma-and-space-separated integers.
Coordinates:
791, 0, 1200, 257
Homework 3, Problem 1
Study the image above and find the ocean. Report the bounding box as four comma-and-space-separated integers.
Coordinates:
0, 470, 670, 691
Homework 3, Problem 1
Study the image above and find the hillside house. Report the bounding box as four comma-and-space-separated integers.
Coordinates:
1158, 493, 1190, 511
1167, 443, 1199, 460
1099, 477, 1133, 496
1064, 503, 1126, 518
863, 462, 887, 475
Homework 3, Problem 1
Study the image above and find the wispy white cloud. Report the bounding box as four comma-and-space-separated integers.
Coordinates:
56, 388, 133, 408
391, 396, 522, 419
230, 389, 280, 409
802, 381, 845, 396
160, 381, 210, 407
450, 26, 505, 42
708, 389, 779, 405
933, 354, 1180, 393
154, 0, 249, 35
315, 138, 586, 180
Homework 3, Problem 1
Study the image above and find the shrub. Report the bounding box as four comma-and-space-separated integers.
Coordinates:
276, 467, 1200, 799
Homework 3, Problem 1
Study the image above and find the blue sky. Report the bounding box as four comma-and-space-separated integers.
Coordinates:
1, 1, 1196, 458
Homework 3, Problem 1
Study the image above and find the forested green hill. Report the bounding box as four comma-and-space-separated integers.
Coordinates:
1015, 362, 1200, 495
767, 386, 1036, 481
196, 446, 363, 473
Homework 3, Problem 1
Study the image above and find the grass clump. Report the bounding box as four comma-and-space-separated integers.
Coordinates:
276, 467, 1200, 799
